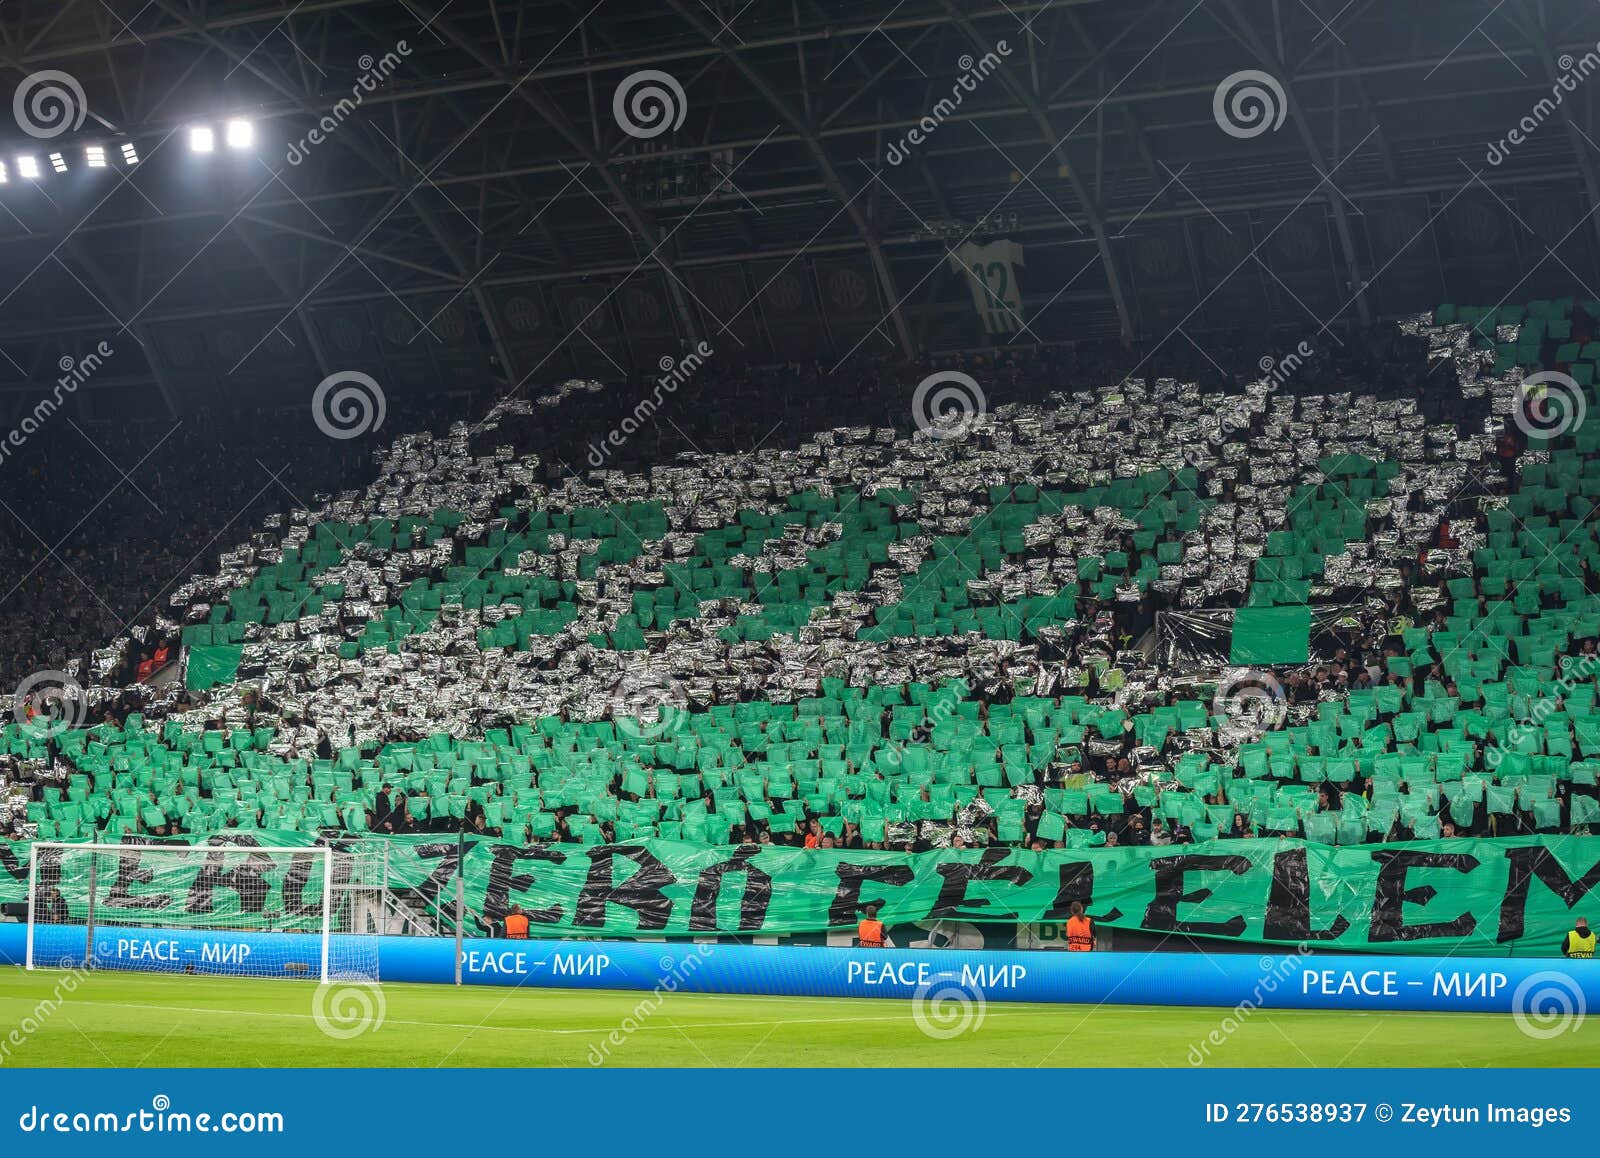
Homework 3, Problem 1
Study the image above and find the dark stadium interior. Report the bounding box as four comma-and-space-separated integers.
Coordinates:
5, 0, 1596, 410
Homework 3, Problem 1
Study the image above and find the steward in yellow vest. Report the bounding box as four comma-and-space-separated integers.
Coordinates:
1561, 918, 1595, 958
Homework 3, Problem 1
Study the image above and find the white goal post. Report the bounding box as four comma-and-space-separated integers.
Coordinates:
24, 842, 381, 984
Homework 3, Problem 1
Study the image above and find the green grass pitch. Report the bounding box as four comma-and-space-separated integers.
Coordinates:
0, 967, 1594, 1067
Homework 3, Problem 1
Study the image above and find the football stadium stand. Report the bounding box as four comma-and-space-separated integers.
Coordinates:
4, 301, 1600, 951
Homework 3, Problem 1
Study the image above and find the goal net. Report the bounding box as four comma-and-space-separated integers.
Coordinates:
25, 842, 381, 983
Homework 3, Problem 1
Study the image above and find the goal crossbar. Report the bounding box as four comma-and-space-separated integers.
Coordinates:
24, 842, 376, 984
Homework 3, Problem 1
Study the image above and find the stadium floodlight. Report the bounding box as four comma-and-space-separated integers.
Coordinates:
15, 155, 39, 180
120, 142, 139, 165
225, 119, 254, 149
25, 842, 382, 983
0, 162, 8, 185
188, 125, 215, 153
48, 152, 67, 174
85, 145, 105, 168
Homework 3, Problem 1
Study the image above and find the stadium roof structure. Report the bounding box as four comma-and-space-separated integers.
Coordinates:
0, 0, 1596, 416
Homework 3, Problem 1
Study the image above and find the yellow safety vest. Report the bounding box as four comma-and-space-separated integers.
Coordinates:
1566, 930, 1596, 958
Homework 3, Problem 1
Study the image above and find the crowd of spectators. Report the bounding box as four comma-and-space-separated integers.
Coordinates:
0, 397, 475, 696
2, 324, 1402, 705
482, 322, 1433, 477
4, 317, 1503, 854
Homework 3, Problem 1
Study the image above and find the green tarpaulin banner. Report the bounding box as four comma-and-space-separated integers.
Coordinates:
184, 645, 244, 692
5, 833, 1598, 954
1230, 605, 1312, 665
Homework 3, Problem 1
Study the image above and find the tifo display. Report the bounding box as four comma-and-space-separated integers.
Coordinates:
7, 300, 1600, 972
